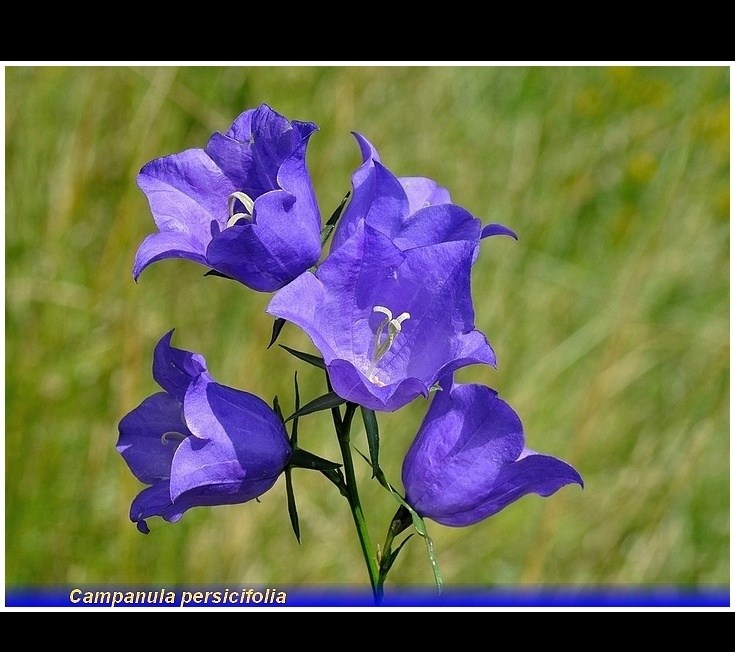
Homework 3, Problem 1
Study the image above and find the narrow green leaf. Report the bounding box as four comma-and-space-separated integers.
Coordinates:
279, 344, 326, 370
284, 467, 300, 544
290, 447, 342, 471
267, 318, 287, 349
360, 407, 380, 478
285, 391, 346, 422
320, 190, 351, 246
290, 372, 300, 445
327, 191, 351, 227
284, 374, 301, 543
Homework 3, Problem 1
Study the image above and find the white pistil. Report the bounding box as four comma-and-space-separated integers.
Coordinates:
227, 191, 255, 227
367, 305, 411, 385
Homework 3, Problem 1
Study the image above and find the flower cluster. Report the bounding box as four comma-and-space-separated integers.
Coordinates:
120, 104, 581, 578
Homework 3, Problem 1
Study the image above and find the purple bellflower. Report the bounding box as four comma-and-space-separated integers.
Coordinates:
133, 104, 322, 292
267, 222, 496, 412
116, 331, 292, 533
330, 133, 516, 255
402, 379, 583, 527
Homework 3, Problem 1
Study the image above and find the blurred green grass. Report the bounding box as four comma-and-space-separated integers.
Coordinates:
5, 65, 729, 591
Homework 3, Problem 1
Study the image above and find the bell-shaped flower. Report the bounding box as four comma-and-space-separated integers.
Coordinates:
402, 380, 583, 527
267, 222, 496, 412
330, 132, 516, 255
116, 330, 292, 533
133, 104, 322, 292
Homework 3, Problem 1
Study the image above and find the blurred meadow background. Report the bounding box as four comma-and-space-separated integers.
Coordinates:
5, 65, 729, 596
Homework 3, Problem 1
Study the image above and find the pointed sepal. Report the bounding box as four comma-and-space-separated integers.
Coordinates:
289, 447, 342, 471
284, 466, 301, 544
268, 318, 288, 349
360, 407, 380, 478
285, 391, 346, 422
320, 190, 351, 246
203, 269, 235, 280
279, 344, 327, 370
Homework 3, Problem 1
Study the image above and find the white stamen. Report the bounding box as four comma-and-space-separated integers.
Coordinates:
373, 306, 393, 319
161, 431, 186, 445
227, 191, 255, 227
367, 306, 411, 384
392, 312, 411, 328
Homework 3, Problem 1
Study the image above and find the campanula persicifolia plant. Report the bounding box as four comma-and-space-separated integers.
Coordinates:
118, 103, 583, 603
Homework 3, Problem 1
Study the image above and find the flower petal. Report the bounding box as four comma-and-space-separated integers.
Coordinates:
384, 238, 496, 380
134, 148, 237, 279
481, 223, 518, 240
326, 358, 430, 412
182, 373, 291, 461
170, 374, 291, 500
393, 204, 481, 250
402, 383, 583, 527
435, 452, 584, 526
398, 176, 452, 213
206, 188, 321, 292
403, 384, 524, 520
206, 104, 319, 207
120, 332, 292, 532
117, 392, 190, 485
269, 223, 495, 411
133, 231, 210, 281
135, 105, 321, 292
152, 330, 207, 403
330, 132, 501, 256
330, 132, 408, 252
129, 481, 174, 533
168, 436, 284, 505
273, 119, 320, 227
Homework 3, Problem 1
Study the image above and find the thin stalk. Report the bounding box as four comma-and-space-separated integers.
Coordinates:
337, 401, 380, 601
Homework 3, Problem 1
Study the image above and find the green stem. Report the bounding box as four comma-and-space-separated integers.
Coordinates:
336, 401, 380, 602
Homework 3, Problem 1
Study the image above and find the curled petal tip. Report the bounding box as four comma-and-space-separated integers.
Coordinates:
481, 223, 518, 240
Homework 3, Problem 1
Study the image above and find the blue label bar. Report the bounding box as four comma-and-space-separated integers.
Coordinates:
5, 585, 730, 608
